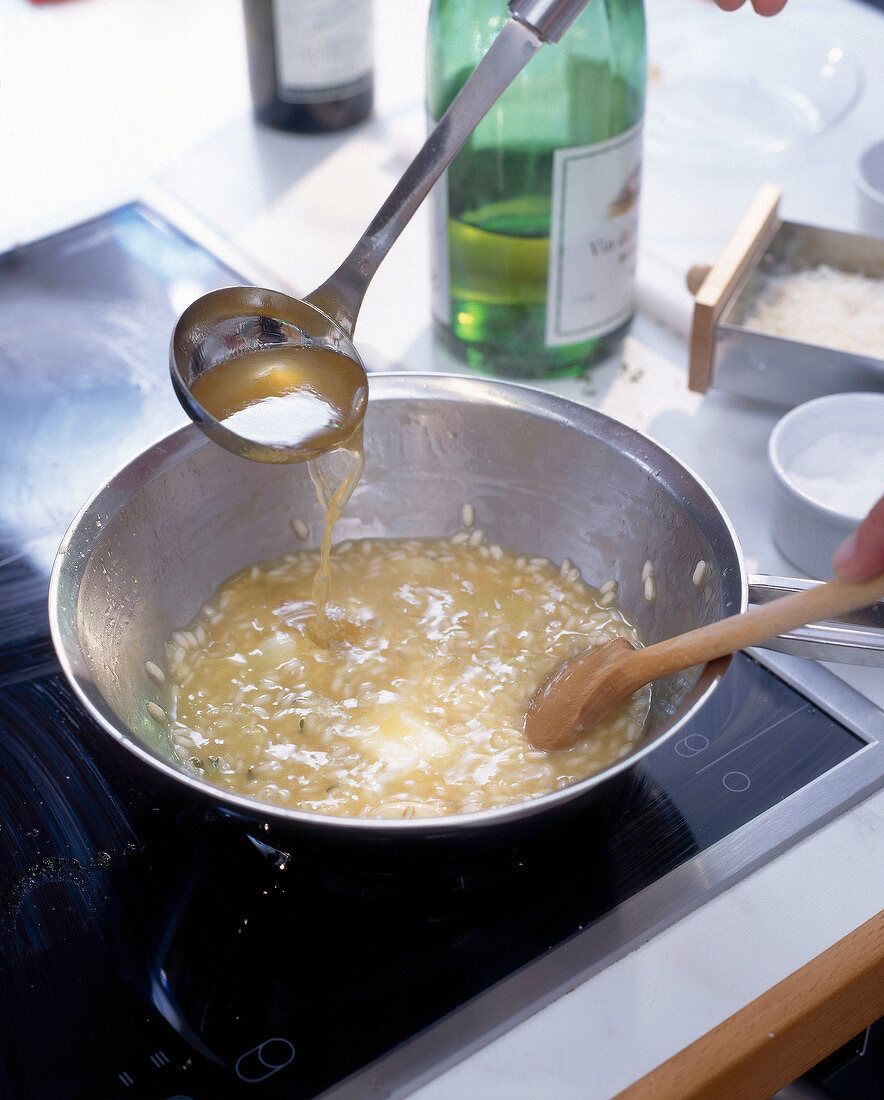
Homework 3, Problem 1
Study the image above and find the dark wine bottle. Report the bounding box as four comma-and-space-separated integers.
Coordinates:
242, 0, 374, 134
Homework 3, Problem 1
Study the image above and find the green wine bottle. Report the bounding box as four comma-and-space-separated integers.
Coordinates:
427, 0, 646, 379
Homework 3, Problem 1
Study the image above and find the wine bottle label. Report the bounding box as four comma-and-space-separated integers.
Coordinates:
272, 0, 373, 98
545, 123, 643, 346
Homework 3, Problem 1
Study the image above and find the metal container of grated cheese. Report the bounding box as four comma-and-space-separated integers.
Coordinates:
688, 184, 884, 408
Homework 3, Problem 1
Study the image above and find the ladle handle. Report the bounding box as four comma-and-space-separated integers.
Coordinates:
306, 0, 595, 335
628, 574, 884, 689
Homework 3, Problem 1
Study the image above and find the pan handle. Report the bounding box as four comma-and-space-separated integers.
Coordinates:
748, 574, 884, 666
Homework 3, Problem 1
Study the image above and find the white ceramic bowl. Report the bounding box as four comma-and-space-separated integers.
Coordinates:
768, 392, 884, 579
854, 137, 884, 238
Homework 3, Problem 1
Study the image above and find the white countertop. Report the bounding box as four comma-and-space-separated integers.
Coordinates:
4, 0, 883, 1094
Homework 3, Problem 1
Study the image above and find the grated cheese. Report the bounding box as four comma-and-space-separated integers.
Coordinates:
743, 264, 884, 358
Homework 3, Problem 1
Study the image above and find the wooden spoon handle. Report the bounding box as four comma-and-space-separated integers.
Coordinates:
629, 573, 884, 687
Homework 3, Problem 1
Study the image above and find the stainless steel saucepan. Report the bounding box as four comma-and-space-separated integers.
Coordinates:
48, 375, 884, 856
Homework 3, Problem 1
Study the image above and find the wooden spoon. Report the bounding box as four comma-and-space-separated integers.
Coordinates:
524, 572, 884, 752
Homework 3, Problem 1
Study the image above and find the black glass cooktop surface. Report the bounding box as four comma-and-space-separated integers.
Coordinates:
0, 205, 875, 1100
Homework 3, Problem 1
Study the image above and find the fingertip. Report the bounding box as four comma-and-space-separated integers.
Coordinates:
832, 496, 884, 583
832, 532, 860, 581
750, 0, 790, 14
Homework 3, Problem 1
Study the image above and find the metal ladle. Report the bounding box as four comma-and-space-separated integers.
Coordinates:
170, 0, 593, 463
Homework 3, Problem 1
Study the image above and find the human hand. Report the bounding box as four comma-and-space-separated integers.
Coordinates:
712, 0, 789, 15
832, 495, 884, 582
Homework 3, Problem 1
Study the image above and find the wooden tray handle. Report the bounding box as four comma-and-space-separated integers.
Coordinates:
688, 183, 783, 394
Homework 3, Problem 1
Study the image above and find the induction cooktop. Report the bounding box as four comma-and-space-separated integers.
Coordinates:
0, 204, 881, 1100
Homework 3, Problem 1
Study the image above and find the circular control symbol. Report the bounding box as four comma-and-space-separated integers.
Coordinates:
674, 733, 709, 758
235, 1037, 296, 1083
722, 771, 751, 792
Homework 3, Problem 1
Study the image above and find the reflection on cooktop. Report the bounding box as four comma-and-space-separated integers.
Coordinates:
0, 202, 242, 585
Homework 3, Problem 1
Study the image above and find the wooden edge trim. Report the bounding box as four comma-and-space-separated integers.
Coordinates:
615, 909, 884, 1100
688, 183, 783, 395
